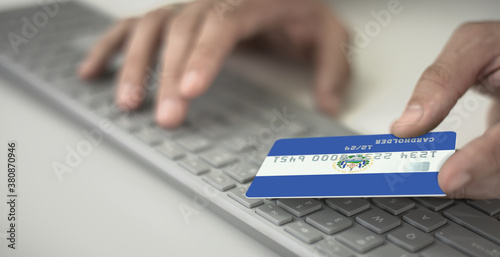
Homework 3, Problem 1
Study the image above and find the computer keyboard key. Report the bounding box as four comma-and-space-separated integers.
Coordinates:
135, 128, 163, 145
335, 226, 384, 253
198, 118, 232, 139
305, 209, 352, 235
284, 122, 308, 137
200, 148, 238, 168
276, 199, 322, 217
179, 156, 210, 175
387, 225, 434, 252
314, 237, 355, 257
246, 150, 269, 166
355, 209, 401, 234
115, 116, 141, 132
176, 135, 212, 152
413, 198, 454, 212
202, 171, 236, 191
222, 136, 254, 152
467, 199, 500, 216
443, 204, 500, 245
256, 203, 293, 226
435, 224, 500, 257
402, 208, 447, 233
372, 197, 415, 215
228, 187, 263, 208
155, 123, 195, 139
155, 141, 185, 160
367, 243, 417, 257
419, 241, 468, 257
94, 103, 123, 119
325, 198, 370, 217
222, 161, 258, 184
284, 221, 322, 244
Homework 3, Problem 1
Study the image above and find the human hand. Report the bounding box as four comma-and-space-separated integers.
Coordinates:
78, 0, 350, 128
391, 22, 500, 199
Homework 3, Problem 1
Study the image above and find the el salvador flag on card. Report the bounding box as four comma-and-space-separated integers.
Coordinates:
246, 131, 456, 198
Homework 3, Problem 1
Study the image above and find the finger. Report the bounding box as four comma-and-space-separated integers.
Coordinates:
476, 68, 500, 98
177, 0, 295, 100
486, 68, 500, 90
445, 172, 500, 199
178, 12, 240, 100
391, 22, 500, 137
117, 9, 170, 110
156, 1, 210, 128
438, 123, 500, 198
313, 16, 350, 116
78, 18, 136, 79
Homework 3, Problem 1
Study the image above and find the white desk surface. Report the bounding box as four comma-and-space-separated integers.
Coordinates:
0, 0, 498, 256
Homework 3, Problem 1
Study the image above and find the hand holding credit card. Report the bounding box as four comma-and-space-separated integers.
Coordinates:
246, 132, 456, 198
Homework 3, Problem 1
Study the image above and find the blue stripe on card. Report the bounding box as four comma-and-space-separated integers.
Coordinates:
267, 132, 456, 156
246, 172, 444, 198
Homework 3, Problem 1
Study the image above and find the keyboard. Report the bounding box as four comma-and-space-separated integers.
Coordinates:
1, 2, 500, 257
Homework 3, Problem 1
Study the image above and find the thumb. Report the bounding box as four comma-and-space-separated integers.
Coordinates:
391, 23, 499, 137
488, 99, 500, 127
438, 123, 500, 198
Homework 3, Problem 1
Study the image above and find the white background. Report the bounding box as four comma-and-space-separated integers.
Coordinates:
0, 0, 499, 256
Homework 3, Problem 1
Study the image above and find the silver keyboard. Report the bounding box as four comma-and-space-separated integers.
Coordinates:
1, 2, 500, 257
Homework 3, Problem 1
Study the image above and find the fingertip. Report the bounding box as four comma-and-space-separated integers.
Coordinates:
116, 98, 140, 112
437, 151, 473, 196
155, 98, 188, 128
78, 60, 95, 79
116, 82, 145, 111
317, 94, 342, 117
390, 104, 425, 137
390, 123, 417, 138
439, 172, 471, 197
180, 71, 204, 99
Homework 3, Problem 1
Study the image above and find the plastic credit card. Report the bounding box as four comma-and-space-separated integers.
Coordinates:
246, 131, 456, 198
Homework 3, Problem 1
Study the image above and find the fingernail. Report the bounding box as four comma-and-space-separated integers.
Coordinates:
157, 98, 185, 127
394, 104, 424, 126
446, 172, 471, 193
180, 71, 199, 96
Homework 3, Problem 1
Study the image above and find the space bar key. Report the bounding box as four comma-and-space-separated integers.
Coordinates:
443, 204, 500, 245
435, 224, 500, 257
